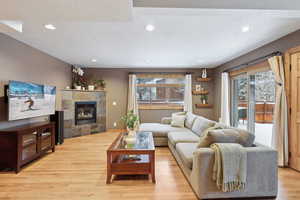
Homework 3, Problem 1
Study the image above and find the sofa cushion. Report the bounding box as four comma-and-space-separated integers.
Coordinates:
139, 123, 188, 137
191, 116, 216, 137
175, 143, 198, 169
185, 112, 197, 129
197, 128, 255, 148
171, 114, 186, 128
168, 130, 199, 146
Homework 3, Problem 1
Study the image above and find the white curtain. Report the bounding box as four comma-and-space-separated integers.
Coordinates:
184, 74, 193, 113
268, 56, 288, 167
220, 72, 231, 126
127, 74, 139, 121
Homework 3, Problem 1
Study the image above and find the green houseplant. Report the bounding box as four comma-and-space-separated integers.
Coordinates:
121, 110, 139, 131
93, 79, 106, 90
121, 110, 139, 148
200, 94, 208, 104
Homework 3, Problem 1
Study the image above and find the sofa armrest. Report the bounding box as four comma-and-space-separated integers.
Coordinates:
190, 145, 278, 198
161, 117, 172, 124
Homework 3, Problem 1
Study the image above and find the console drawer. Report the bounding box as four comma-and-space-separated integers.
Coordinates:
22, 143, 37, 161
22, 132, 37, 147
41, 135, 52, 151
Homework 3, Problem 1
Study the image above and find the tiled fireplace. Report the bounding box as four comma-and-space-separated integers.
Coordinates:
62, 90, 106, 138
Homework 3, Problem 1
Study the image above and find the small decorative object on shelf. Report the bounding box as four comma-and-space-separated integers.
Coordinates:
92, 79, 106, 90
201, 68, 207, 79
121, 110, 139, 149
200, 94, 208, 104
75, 85, 82, 90
195, 84, 202, 91
88, 85, 95, 91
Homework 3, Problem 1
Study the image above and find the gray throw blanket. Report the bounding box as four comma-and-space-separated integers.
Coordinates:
210, 143, 247, 192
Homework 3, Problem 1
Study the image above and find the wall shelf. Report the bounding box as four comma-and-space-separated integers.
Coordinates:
196, 77, 212, 82
192, 90, 209, 95
195, 104, 213, 109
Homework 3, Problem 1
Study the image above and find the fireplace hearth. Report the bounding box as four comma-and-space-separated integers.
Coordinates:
75, 101, 97, 125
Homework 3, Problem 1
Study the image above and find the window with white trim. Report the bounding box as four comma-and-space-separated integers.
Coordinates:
136, 74, 185, 109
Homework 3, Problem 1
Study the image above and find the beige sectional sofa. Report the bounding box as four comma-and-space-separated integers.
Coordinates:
139, 112, 278, 199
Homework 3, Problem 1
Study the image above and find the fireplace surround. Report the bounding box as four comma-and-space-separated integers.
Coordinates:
62, 90, 106, 138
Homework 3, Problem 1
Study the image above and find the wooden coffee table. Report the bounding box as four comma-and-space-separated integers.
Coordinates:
106, 132, 155, 184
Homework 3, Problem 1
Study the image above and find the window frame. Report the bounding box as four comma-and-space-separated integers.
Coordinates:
136, 74, 185, 110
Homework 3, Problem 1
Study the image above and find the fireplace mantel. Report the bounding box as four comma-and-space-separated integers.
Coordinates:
62, 90, 106, 138
62, 89, 106, 92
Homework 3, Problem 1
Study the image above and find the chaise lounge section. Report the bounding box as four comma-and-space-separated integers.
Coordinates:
139, 112, 277, 199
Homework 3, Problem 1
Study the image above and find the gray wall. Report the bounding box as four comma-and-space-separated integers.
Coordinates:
0, 33, 71, 129
213, 29, 300, 120
84, 68, 216, 129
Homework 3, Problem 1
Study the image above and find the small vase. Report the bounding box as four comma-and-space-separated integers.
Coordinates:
128, 128, 136, 137
202, 68, 207, 78
88, 85, 95, 91
125, 128, 137, 148
75, 85, 82, 90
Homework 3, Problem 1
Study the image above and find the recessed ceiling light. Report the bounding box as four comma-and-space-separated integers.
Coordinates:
145, 24, 155, 32
44, 24, 56, 30
92, 59, 97, 62
242, 25, 250, 33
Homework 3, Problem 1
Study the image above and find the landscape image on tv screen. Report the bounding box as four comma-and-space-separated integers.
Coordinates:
8, 80, 56, 121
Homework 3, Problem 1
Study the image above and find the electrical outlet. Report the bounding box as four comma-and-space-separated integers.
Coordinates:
113, 122, 117, 127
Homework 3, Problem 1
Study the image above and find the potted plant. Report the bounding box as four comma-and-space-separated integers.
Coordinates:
200, 94, 208, 104
92, 79, 106, 90
121, 110, 139, 148
72, 66, 86, 90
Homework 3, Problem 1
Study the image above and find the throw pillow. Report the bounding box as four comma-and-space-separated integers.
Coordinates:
198, 129, 240, 148
191, 116, 216, 137
172, 111, 186, 117
197, 128, 255, 148
233, 128, 255, 147
185, 112, 197, 129
214, 122, 230, 129
171, 115, 186, 128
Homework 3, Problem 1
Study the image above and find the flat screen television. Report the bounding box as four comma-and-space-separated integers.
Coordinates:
8, 80, 56, 121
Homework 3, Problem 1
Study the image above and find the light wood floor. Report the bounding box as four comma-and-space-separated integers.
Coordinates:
0, 131, 300, 200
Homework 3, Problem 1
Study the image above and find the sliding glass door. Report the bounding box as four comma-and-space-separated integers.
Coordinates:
231, 70, 275, 146
231, 75, 249, 130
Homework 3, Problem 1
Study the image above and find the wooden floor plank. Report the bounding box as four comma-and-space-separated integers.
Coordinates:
0, 131, 300, 200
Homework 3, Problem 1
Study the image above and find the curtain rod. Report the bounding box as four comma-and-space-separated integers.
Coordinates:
223, 51, 282, 73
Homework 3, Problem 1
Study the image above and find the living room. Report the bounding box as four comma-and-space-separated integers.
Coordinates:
1, 1, 300, 200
